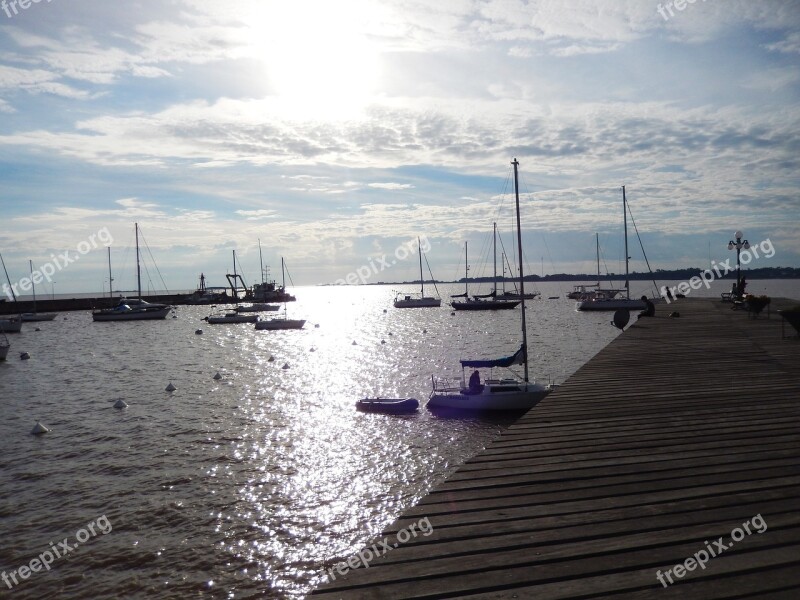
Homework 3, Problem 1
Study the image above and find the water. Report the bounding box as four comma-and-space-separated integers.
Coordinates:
1, 280, 797, 598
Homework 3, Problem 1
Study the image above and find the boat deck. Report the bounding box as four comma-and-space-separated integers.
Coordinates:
312, 297, 800, 598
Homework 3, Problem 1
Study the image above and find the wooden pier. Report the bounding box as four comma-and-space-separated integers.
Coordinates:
313, 298, 800, 599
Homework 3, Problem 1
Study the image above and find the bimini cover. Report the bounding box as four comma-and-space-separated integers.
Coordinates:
461, 344, 525, 368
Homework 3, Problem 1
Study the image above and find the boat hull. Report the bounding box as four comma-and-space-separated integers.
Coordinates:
236, 304, 280, 312
206, 314, 258, 324
428, 381, 551, 411
356, 398, 419, 413
255, 319, 306, 330
92, 306, 171, 321
0, 345, 8, 360
451, 300, 520, 310
0, 317, 23, 333
576, 299, 647, 311
21, 313, 57, 322
394, 297, 441, 308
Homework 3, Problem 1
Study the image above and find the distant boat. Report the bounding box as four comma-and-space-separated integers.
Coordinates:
0, 252, 23, 332
566, 233, 625, 300
497, 251, 540, 300
204, 250, 260, 323
183, 273, 228, 305
92, 224, 172, 321
236, 303, 280, 313
430, 159, 554, 411
356, 397, 419, 414
451, 228, 520, 311
255, 258, 305, 330
577, 188, 648, 312
20, 260, 56, 322
0, 332, 9, 360
394, 237, 441, 308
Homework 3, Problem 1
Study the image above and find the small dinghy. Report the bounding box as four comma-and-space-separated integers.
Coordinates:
356, 397, 419, 414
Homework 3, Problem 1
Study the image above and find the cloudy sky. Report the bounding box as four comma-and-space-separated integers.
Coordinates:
0, 0, 798, 293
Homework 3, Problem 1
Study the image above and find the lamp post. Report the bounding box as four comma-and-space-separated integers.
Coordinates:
727, 230, 750, 298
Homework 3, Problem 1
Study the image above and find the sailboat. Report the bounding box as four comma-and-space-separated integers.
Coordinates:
567, 233, 625, 300
204, 250, 258, 324
451, 225, 520, 311
497, 251, 540, 300
0, 252, 22, 333
576, 187, 648, 311
92, 224, 172, 321
255, 258, 305, 330
429, 159, 554, 411
20, 260, 57, 321
394, 237, 441, 308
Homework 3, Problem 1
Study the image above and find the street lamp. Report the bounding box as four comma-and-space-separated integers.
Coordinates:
727, 230, 750, 297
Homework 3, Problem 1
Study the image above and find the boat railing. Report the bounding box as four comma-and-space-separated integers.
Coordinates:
431, 375, 463, 394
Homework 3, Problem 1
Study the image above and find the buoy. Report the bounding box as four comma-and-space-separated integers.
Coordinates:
268, 356, 275, 362
20, 352, 30, 360
314, 323, 320, 328
165, 382, 176, 392
213, 372, 222, 380
352, 340, 357, 345
388, 332, 393, 336
31, 421, 49, 435
309, 347, 316, 352
383, 309, 387, 313
451, 311, 455, 316
35, 328, 41, 332
381, 339, 386, 344
195, 329, 203, 335
422, 329, 427, 334
282, 363, 290, 370
113, 399, 128, 409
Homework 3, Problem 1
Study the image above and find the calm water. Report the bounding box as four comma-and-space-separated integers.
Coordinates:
1, 280, 797, 599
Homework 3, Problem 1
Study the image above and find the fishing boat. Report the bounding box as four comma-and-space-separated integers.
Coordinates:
429, 159, 554, 411
577, 187, 649, 312
255, 258, 305, 330
92, 224, 172, 321
356, 397, 419, 414
0, 332, 9, 360
394, 237, 441, 308
451, 226, 520, 311
20, 260, 57, 321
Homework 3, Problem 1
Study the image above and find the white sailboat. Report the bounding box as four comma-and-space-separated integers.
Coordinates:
429, 159, 554, 411
576, 187, 648, 312
255, 258, 305, 330
20, 260, 57, 321
0, 252, 23, 333
92, 224, 172, 321
567, 234, 625, 300
394, 237, 441, 308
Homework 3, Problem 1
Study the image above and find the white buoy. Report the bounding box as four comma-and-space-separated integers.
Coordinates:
195, 329, 203, 335
423, 329, 427, 334
113, 399, 128, 409
165, 382, 176, 392
314, 323, 320, 328
268, 356, 275, 362
383, 309, 387, 313
381, 339, 386, 344
31, 421, 49, 435
352, 340, 357, 345
388, 332, 393, 336
309, 347, 316, 352
20, 352, 30, 360
282, 363, 290, 370
213, 372, 222, 380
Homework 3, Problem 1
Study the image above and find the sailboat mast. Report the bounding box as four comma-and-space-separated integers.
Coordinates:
135, 222, 142, 300
512, 158, 529, 383
258, 238, 265, 285
596, 233, 600, 284
29, 260, 36, 311
232, 250, 237, 299
622, 185, 630, 300
493, 222, 497, 296
464, 241, 469, 296
107, 247, 113, 301
0, 252, 15, 302
418, 237, 424, 296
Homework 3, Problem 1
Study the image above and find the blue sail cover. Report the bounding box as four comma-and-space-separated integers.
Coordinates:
460, 344, 526, 369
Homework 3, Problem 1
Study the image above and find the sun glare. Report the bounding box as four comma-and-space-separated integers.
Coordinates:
246, 1, 380, 119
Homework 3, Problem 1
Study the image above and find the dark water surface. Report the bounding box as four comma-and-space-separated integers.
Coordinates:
0, 281, 730, 598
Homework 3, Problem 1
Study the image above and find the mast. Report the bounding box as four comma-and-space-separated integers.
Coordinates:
596, 233, 600, 284
512, 158, 529, 383
107, 247, 113, 301
622, 185, 630, 300
0, 252, 15, 302
258, 238, 265, 286
492, 222, 497, 296
135, 222, 142, 300
502, 252, 506, 294
233, 250, 237, 300
29, 260, 36, 312
418, 237, 424, 296
464, 242, 469, 296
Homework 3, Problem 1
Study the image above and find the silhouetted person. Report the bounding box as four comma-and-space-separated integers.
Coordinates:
468, 370, 481, 392
639, 295, 655, 318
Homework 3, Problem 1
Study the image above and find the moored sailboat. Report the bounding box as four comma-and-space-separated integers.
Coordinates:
451, 226, 520, 311
20, 260, 57, 321
255, 258, 305, 330
92, 224, 172, 322
394, 237, 441, 308
429, 159, 554, 411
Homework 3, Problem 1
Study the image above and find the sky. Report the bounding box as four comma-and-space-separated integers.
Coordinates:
0, 0, 798, 294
